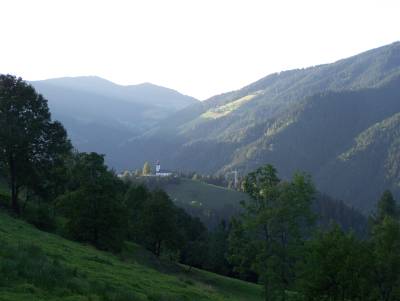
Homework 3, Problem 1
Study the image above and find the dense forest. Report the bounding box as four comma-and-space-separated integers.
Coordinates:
1, 74, 399, 300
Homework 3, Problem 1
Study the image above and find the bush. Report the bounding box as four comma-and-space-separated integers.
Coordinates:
35, 204, 57, 231
23, 203, 56, 232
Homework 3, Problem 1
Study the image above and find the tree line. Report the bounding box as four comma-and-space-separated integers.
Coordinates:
1, 75, 399, 301
229, 165, 400, 301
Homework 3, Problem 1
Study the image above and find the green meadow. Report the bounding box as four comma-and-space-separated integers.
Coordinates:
0, 211, 262, 301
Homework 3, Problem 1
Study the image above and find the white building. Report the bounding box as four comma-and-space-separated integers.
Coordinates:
155, 160, 172, 177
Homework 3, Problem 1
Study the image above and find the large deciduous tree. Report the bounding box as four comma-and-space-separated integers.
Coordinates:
229, 164, 315, 301
297, 190, 400, 301
138, 189, 179, 257
297, 225, 372, 301
0, 75, 71, 214
58, 152, 127, 251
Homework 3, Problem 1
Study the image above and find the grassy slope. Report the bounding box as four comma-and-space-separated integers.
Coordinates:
163, 179, 248, 210
0, 212, 262, 301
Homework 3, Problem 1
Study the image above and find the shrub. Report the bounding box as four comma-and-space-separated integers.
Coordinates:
23, 203, 56, 232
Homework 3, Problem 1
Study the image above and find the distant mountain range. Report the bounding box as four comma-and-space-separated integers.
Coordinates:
114, 41, 400, 212
31, 76, 198, 167
30, 42, 400, 212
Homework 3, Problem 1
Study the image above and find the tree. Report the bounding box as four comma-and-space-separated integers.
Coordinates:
142, 161, 151, 175
297, 225, 372, 301
369, 191, 400, 301
57, 152, 127, 251
176, 207, 208, 271
138, 189, 179, 257
370, 217, 400, 301
205, 220, 233, 276
228, 218, 259, 282
124, 184, 151, 241
0, 75, 71, 214
229, 164, 315, 301
373, 190, 399, 224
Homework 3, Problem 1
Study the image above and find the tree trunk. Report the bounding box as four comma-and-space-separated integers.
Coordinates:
9, 154, 20, 215
264, 281, 270, 301
155, 240, 161, 257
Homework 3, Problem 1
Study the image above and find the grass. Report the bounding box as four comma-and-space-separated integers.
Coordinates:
201, 94, 257, 120
0, 211, 263, 301
163, 179, 249, 211
178, 267, 263, 301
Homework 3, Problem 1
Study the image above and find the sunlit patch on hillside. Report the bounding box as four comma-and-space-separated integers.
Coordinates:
339, 112, 400, 162
265, 116, 297, 138
201, 94, 258, 119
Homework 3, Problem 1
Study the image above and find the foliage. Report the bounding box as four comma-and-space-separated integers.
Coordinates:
229, 165, 315, 301
297, 225, 373, 301
370, 217, 400, 301
297, 190, 400, 301
136, 189, 179, 256
0, 74, 71, 214
204, 221, 234, 277
176, 207, 208, 269
369, 191, 400, 301
313, 193, 368, 238
372, 190, 399, 224
57, 152, 127, 251
124, 184, 151, 241
23, 203, 56, 232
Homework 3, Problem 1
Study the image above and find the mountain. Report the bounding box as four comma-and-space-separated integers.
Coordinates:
34, 76, 198, 110
116, 41, 400, 212
31, 76, 198, 167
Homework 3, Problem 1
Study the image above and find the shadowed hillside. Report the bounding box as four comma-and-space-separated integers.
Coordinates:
116, 42, 400, 212
31, 76, 198, 167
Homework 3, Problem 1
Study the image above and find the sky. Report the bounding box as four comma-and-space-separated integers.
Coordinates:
1, 0, 399, 100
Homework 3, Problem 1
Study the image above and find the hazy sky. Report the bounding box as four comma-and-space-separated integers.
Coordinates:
1, 0, 399, 100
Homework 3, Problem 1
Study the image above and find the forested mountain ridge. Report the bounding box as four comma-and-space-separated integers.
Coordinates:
318, 108, 400, 210
31, 76, 198, 167
33, 76, 197, 110
227, 78, 400, 209
117, 42, 400, 212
